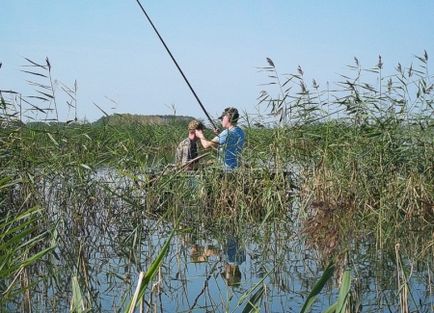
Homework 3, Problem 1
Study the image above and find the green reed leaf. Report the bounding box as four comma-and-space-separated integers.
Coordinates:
335, 270, 351, 313
47, 132, 59, 146
70, 276, 86, 313
299, 262, 335, 313
241, 285, 265, 313
126, 229, 174, 313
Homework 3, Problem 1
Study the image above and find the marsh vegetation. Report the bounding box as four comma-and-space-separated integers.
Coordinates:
1, 53, 433, 312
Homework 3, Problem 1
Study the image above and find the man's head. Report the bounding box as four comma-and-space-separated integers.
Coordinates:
187, 119, 204, 141
190, 244, 207, 263
218, 107, 239, 125
222, 263, 241, 286
188, 119, 204, 133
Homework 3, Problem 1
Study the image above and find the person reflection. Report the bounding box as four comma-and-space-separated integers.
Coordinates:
222, 234, 246, 286
190, 243, 220, 263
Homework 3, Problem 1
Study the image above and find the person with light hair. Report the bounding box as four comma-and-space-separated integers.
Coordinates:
175, 119, 205, 170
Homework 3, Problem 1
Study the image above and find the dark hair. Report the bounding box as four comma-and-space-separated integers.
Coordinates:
219, 107, 239, 123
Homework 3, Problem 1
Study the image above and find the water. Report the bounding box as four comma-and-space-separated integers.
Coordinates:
5, 169, 434, 312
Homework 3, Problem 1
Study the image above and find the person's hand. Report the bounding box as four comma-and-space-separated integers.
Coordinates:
212, 127, 220, 135
195, 129, 205, 139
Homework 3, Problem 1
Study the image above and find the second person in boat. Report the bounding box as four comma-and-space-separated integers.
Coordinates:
195, 107, 245, 172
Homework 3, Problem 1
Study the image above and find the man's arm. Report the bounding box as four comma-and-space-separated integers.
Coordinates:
195, 129, 218, 149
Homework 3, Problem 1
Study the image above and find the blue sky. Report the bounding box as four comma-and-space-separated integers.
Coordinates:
1, 1, 433, 122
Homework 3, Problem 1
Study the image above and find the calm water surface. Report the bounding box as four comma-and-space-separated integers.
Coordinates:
8, 169, 433, 312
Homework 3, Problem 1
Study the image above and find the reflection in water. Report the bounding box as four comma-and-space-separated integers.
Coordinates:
222, 234, 246, 287
4, 169, 433, 312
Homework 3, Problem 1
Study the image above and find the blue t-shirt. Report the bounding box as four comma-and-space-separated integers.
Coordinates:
213, 126, 245, 170
226, 235, 246, 265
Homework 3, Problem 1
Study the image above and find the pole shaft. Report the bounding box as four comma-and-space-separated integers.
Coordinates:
135, 0, 218, 130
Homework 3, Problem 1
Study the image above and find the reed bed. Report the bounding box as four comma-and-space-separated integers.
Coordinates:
1, 53, 433, 311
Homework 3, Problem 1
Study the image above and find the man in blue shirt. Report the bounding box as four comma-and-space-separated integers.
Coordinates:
195, 107, 245, 171
222, 233, 245, 286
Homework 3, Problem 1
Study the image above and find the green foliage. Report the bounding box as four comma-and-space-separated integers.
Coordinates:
1, 54, 433, 312
70, 276, 89, 313
125, 230, 174, 313
324, 270, 351, 313
94, 113, 194, 126
241, 285, 265, 313
299, 262, 335, 313
0, 197, 55, 304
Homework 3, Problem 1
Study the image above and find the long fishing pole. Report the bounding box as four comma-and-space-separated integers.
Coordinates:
134, 0, 219, 131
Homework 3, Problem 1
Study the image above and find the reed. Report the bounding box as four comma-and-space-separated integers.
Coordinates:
0, 178, 55, 308
1, 53, 433, 311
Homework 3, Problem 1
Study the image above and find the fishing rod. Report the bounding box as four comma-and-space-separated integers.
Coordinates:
134, 0, 219, 131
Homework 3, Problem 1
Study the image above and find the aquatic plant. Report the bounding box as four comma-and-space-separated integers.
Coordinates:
1, 53, 433, 311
